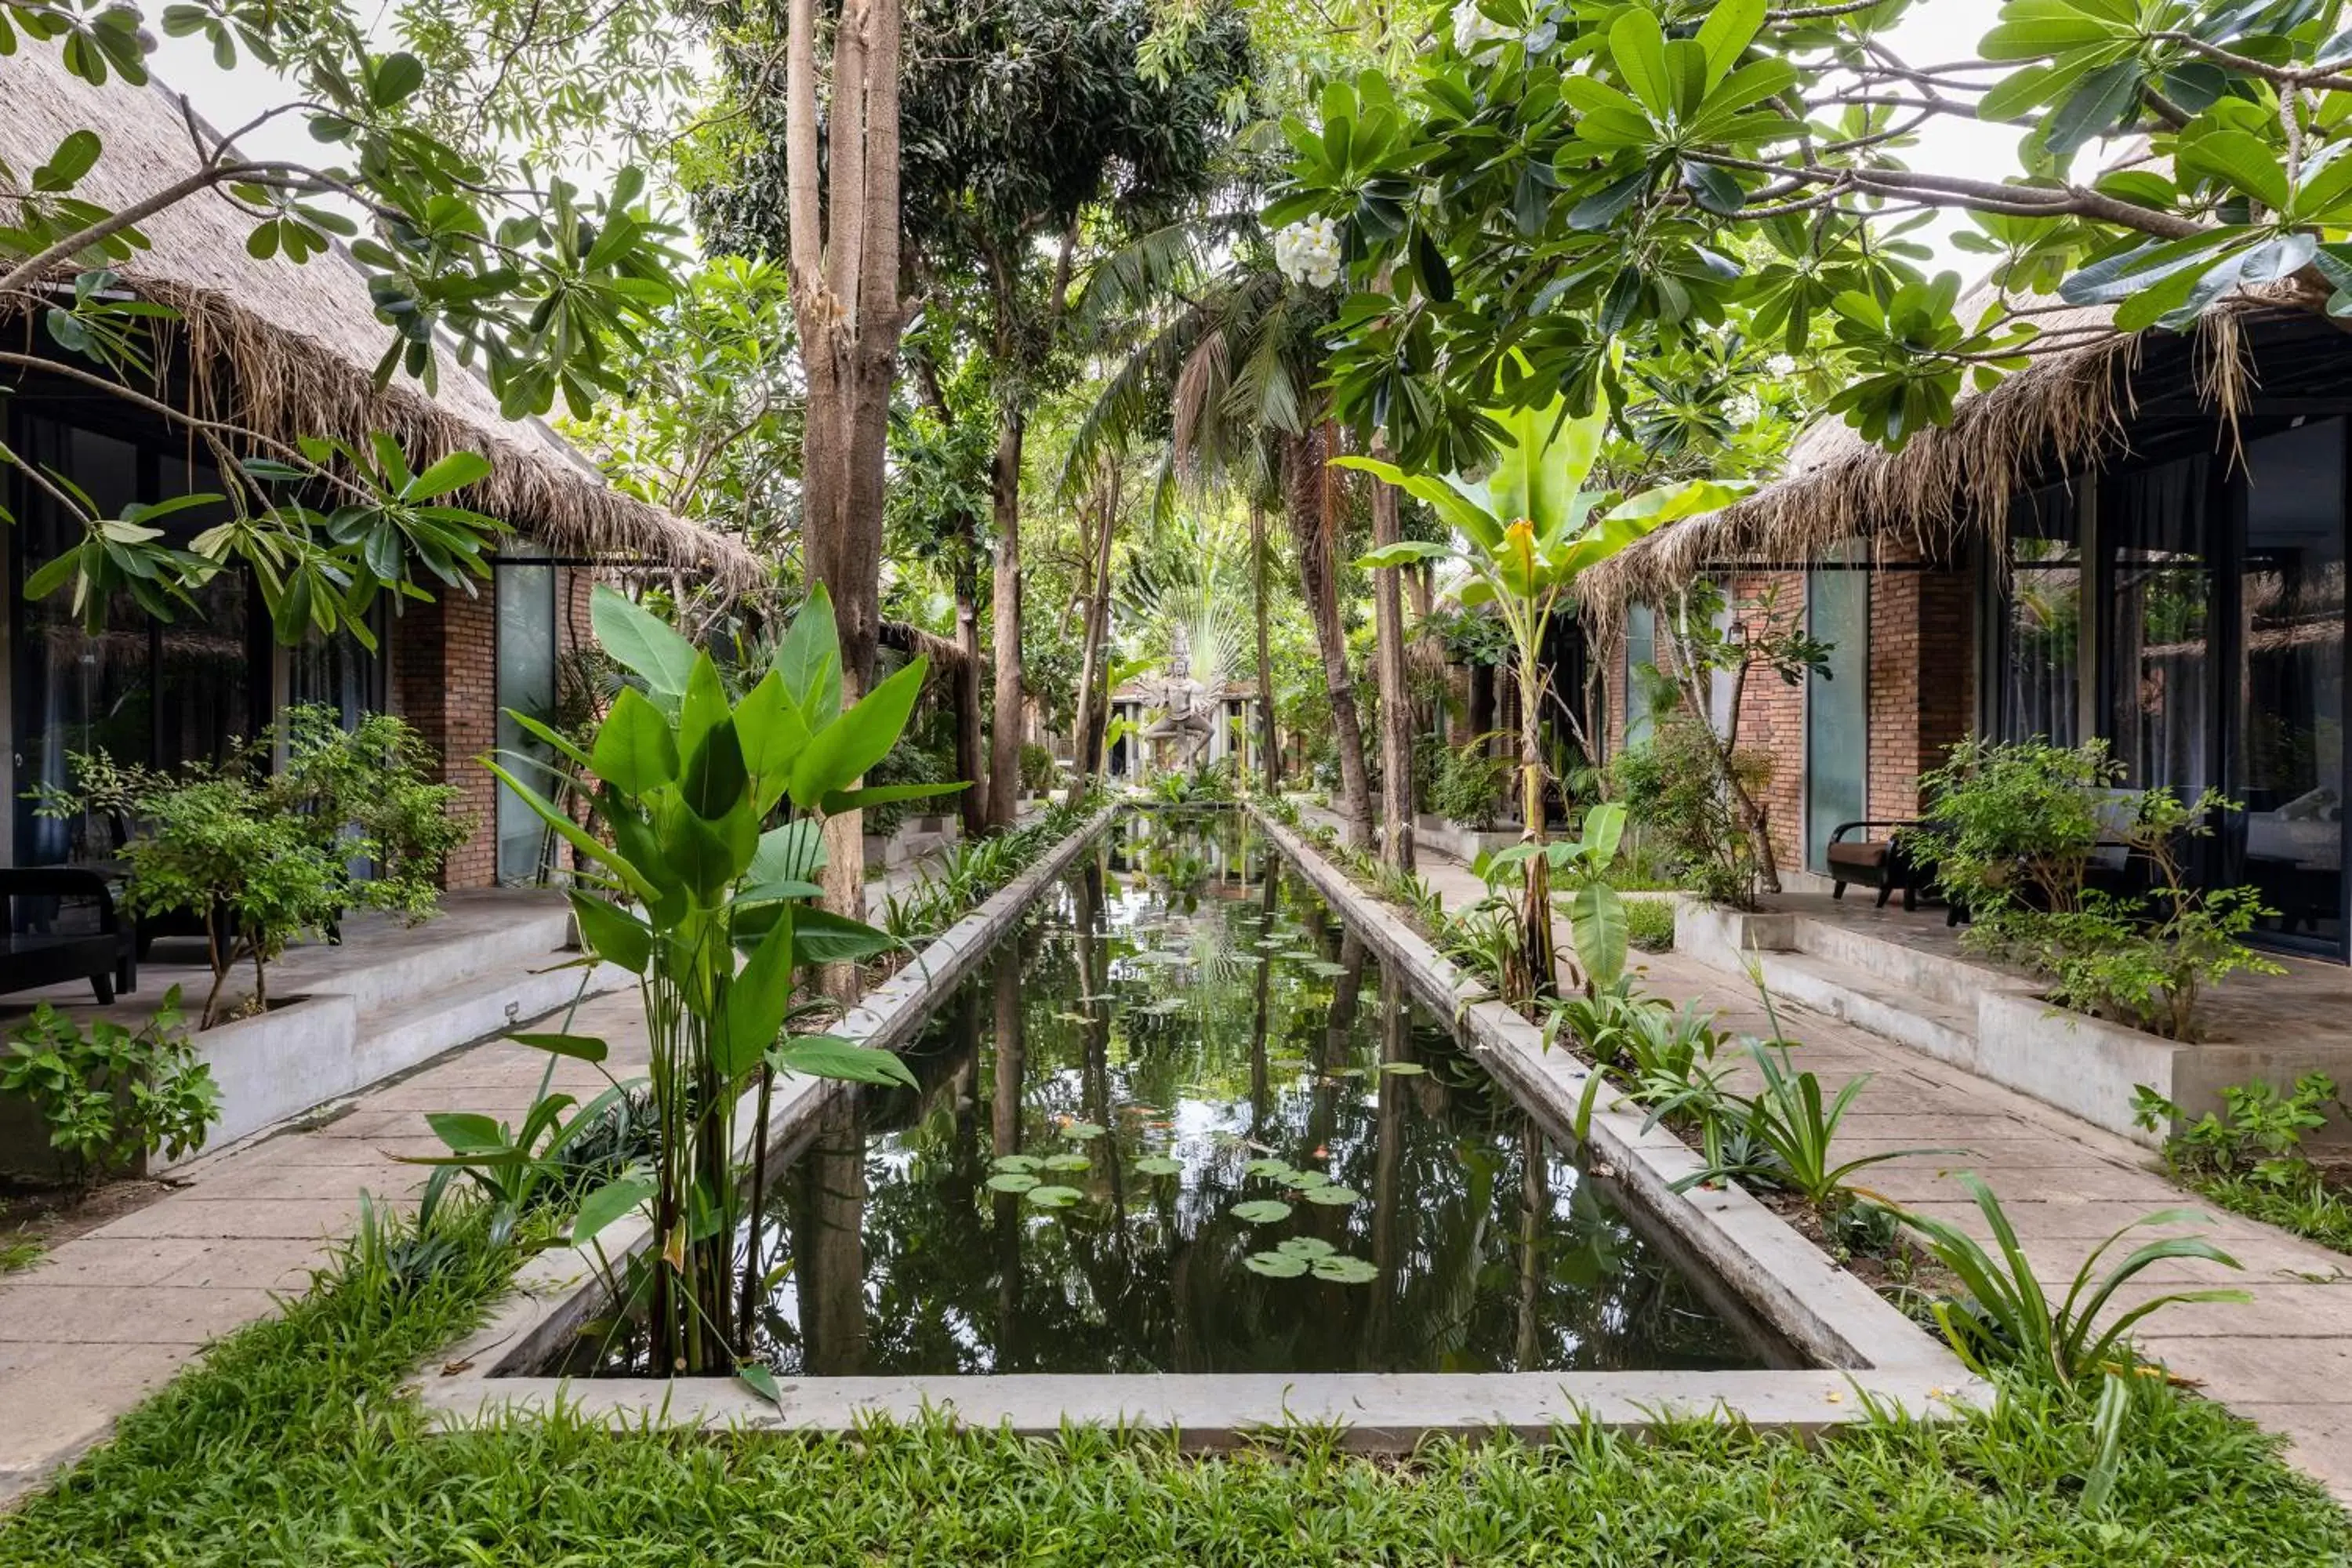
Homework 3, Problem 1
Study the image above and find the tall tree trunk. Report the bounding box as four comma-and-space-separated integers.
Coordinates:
1072, 477, 1117, 789
786, 0, 905, 1004
953, 552, 987, 838
1283, 428, 1372, 850
986, 406, 1026, 829
1250, 499, 1280, 793
1368, 441, 1414, 870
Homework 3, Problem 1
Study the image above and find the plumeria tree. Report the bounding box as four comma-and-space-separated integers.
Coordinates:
1270, 0, 2352, 472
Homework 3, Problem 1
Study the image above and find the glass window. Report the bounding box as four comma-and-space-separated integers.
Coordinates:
154, 460, 250, 773
496, 563, 557, 884
1806, 547, 1868, 873
1623, 602, 1656, 749
2234, 419, 2346, 948
1997, 483, 2082, 746
2105, 454, 2214, 796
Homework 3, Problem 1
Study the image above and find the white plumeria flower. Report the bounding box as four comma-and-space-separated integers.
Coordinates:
1451, 1, 1512, 54
1765, 353, 1798, 377
1725, 391, 1764, 429
1274, 217, 1343, 289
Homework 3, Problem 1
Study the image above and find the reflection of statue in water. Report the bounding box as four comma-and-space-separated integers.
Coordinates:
1140, 620, 1217, 770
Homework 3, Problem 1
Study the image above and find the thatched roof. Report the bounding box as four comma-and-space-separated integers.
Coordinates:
2, 49, 764, 598
1579, 296, 2274, 622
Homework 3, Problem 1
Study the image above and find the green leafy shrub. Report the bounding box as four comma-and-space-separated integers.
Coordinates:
2134, 1076, 2352, 1256
119, 779, 348, 1026
1425, 738, 1511, 829
1610, 713, 1769, 908
1, 987, 216, 1184
272, 706, 474, 923
1684, 1039, 1951, 1213
1921, 736, 2116, 916
1625, 896, 1675, 952
1020, 740, 1058, 794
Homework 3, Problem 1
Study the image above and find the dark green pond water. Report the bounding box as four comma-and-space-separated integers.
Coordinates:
731, 811, 1777, 1378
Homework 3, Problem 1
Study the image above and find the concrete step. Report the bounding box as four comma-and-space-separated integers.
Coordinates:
351, 955, 626, 1083
325, 906, 579, 1020
1784, 912, 1987, 1011
1748, 950, 1980, 1073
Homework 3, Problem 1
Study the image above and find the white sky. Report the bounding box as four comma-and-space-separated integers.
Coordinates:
149, 0, 2017, 281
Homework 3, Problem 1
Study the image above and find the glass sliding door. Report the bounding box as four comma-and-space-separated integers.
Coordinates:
1995, 483, 2083, 746
1622, 602, 1657, 750
2105, 453, 2216, 798
495, 563, 557, 884
2231, 419, 2347, 952
1806, 550, 1868, 873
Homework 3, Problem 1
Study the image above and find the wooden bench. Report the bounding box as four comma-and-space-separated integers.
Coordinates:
0, 868, 138, 1004
1824, 821, 1929, 910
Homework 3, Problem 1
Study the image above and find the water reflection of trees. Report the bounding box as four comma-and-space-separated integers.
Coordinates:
760, 814, 1758, 1377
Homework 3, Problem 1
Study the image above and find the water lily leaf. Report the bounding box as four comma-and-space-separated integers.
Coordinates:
990, 1154, 1043, 1174
1244, 1158, 1295, 1180
986, 1172, 1040, 1193
1243, 1250, 1308, 1278
1231, 1200, 1293, 1224
1310, 1254, 1380, 1283
1134, 1156, 1184, 1176
1305, 960, 1348, 978
1043, 1152, 1092, 1172
1278, 1169, 1331, 1191
1275, 1236, 1335, 1259
1025, 1184, 1083, 1209
1059, 1121, 1107, 1142
1301, 1185, 1362, 1207
1376, 1062, 1428, 1076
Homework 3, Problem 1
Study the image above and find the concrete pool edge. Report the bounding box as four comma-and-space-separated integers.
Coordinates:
412, 804, 1118, 1398
416, 804, 1987, 1445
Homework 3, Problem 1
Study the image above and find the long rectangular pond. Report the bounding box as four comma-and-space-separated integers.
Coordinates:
426, 807, 1974, 1445
564, 811, 1784, 1381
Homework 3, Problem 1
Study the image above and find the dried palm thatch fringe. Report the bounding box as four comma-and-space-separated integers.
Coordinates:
1579, 302, 2272, 635
1, 50, 764, 600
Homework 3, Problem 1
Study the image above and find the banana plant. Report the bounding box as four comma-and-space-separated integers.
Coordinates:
483, 583, 962, 1377
1345, 401, 1744, 1000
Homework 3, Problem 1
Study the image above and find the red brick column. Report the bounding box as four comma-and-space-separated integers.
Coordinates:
1866, 553, 1976, 822
392, 586, 501, 889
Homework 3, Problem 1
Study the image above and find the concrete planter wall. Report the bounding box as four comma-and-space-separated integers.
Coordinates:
1674, 896, 2352, 1146
1412, 815, 1520, 864
863, 815, 960, 872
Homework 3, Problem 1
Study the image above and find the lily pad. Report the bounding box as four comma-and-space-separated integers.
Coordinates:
1310, 1254, 1380, 1283
990, 1154, 1043, 1174
985, 1172, 1040, 1193
1134, 1156, 1184, 1177
1043, 1152, 1092, 1172
1025, 1185, 1083, 1209
1243, 1250, 1308, 1278
1230, 1200, 1293, 1225
1277, 1169, 1331, 1191
1243, 1158, 1295, 1180
1058, 1121, 1107, 1142
1375, 1062, 1427, 1076
1305, 960, 1348, 978
1275, 1236, 1334, 1260
1301, 1184, 1362, 1207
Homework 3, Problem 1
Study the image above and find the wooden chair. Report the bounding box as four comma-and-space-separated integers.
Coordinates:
0, 867, 137, 1004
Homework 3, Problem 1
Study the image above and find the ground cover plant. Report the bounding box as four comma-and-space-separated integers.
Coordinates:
0, 986, 216, 1185
0, 1200, 2344, 1567
2137, 1076, 2352, 1258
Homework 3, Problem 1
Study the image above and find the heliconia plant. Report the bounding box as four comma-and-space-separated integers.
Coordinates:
1343, 398, 1744, 1000
481, 583, 961, 1377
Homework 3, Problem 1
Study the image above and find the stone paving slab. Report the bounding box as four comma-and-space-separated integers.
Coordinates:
1369, 826, 2352, 1504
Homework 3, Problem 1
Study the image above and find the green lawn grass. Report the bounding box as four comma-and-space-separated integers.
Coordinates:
2172, 1168, 2352, 1260
2, 1214, 2346, 1567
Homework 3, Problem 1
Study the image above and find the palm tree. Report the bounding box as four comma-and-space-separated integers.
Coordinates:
1067, 225, 1377, 848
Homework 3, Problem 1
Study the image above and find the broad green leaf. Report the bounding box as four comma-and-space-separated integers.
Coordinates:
1025, 1185, 1083, 1209
1231, 1200, 1292, 1223
789, 907, 902, 964
590, 685, 678, 796
405, 449, 492, 500
737, 1363, 782, 1407
1243, 1250, 1308, 1278
734, 670, 811, 811
572, 1175, 653, 1246
1608, 7, 1673, 121
770, 1033, 917, 1089
425, 1111, 505, 1153
789, 658, 929, 809
680, 717, 749, 822
508, 1031, 608, 1063
718, 908, 794, 1079
1134, 1156, 1184, 1177
987, 1171, 1040, 1192
483, 757, 658, 899
1694, 0, 1765, 88
771, 584, 844, 725
818, 781, 968, 815
1301, 1184, 1361, 1206
1310, 1254, 1379, 1283
590, 584, 695, 699
750, 820, 826, 884
568, 892, 652, 974
1566, 884, 1628, 989
677, 655, 731, 773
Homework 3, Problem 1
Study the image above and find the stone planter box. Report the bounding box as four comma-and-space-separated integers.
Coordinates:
863, 815, 960, 873
1673, 896, 2352, 1146
1412, 814, 1521, 865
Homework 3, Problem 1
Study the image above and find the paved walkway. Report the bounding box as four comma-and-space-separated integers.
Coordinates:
1369, 822, 2352, 1501
0, 989, 648, 1504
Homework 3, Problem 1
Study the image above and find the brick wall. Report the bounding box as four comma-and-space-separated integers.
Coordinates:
1864, 552, 1976, 822
1723, 570, 1808, 873
392, 584, 502, 889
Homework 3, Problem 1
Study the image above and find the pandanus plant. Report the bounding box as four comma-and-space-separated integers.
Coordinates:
1344, 401, 1742, 1000
485, 586, 959, 1377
